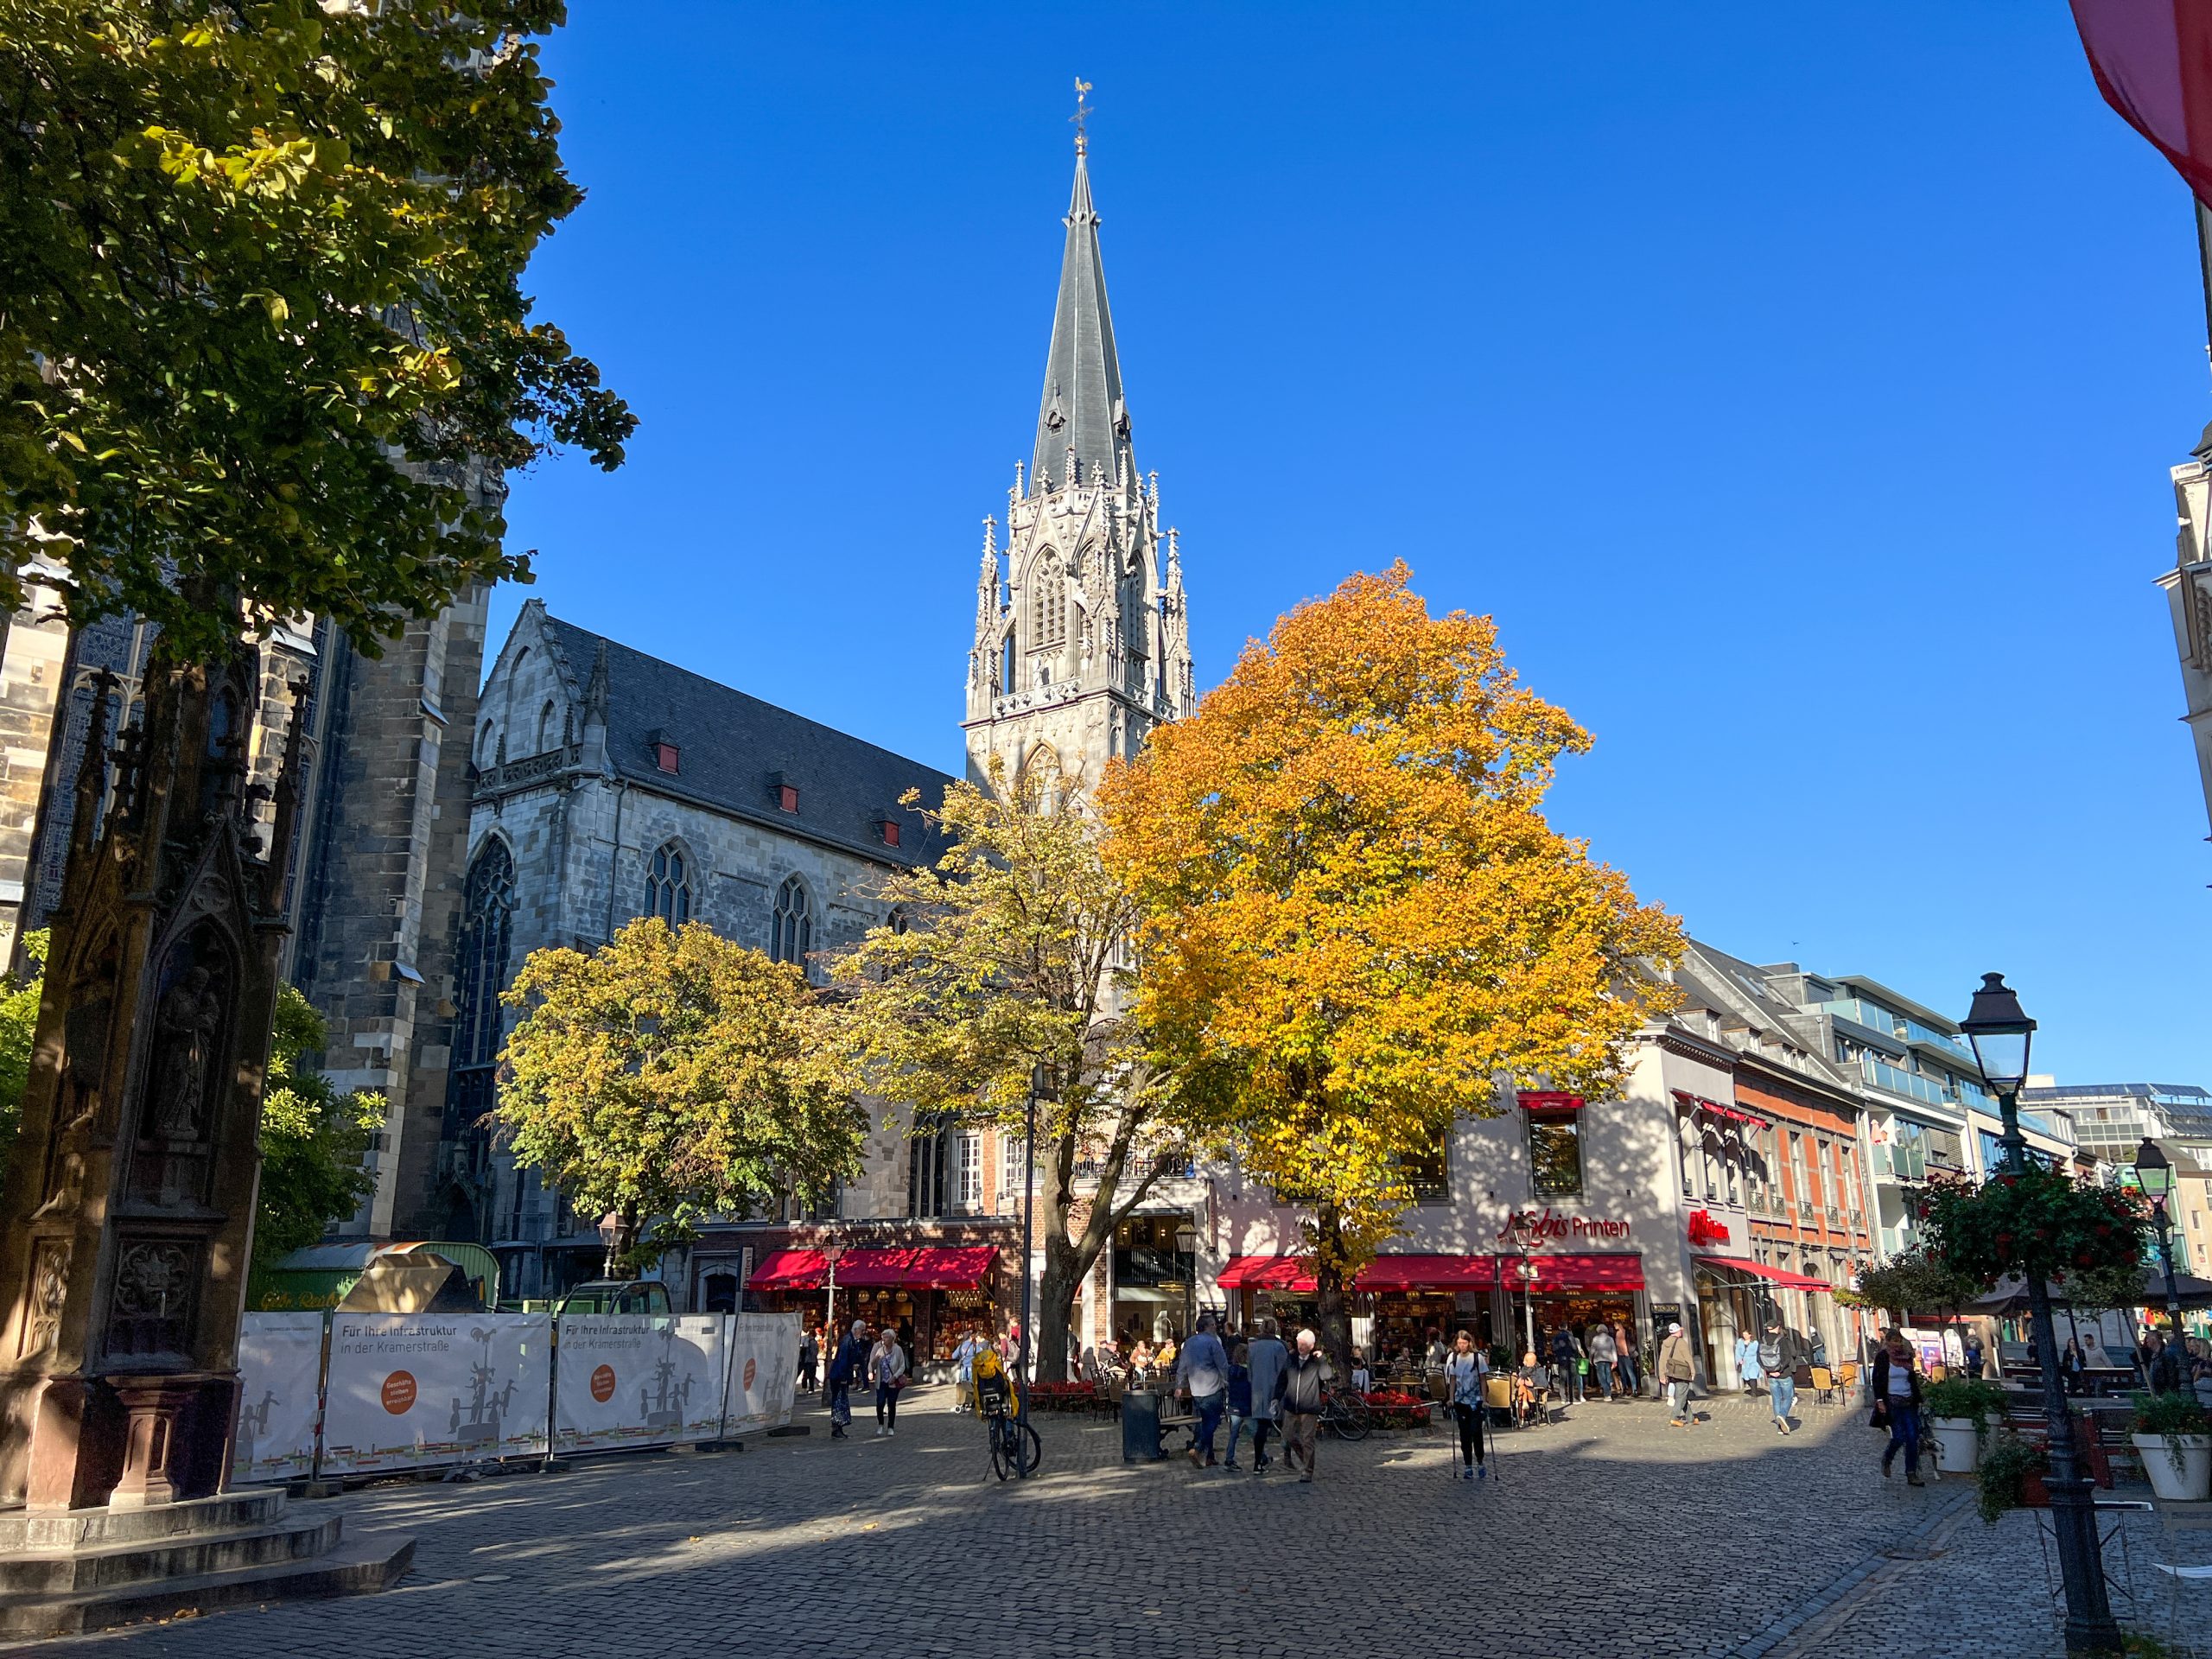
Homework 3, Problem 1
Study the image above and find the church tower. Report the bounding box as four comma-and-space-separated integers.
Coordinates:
963, 126, 1194, 792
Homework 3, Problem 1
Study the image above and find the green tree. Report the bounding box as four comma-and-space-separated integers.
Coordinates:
254, 983, 385, 1268
496, 918, 862, 1275
828, 770, 1209, 1382
0, 930, 47, 1158
0, 0, 633, 659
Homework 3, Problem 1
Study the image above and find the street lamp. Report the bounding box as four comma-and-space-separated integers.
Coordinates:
2134, 1138, 2185, 1392
1960, 974, 2119, 1656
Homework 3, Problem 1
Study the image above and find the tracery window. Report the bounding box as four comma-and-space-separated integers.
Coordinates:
772, 874, 813, 969
1031, 552, 1066, 647
645, 841, 692, 925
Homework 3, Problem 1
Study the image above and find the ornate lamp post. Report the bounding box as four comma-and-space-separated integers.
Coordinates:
1960, 973, 2119, 1655
2133, 1138, 2185, 1390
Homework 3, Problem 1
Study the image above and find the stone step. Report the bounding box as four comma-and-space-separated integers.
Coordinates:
0, 1533, 414, 1639
0, 1512, 343, 1596
0, 1489, 290, 1554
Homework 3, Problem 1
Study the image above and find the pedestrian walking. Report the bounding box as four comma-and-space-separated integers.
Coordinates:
1443, 1330, 1488, 1481
1760, 1317, 1806, 1433
869, 1324, 908, 1437
1963, 1332, 1986, 1382
797, 1326, 820, 1394
1586, 1323, 1618, 1401
951, 1327, 983, 1414
826, 1318, 867, 1440
1245, 1320, 1289, 1471
1281, 1330, 1329, 1484
1735, 1330, 1764, 1396
1550, 1326, 1584, 1404
1176, 1313, 1231, 1468
1659, 1320, 1696, 1427
1872, 1330, 1924, 1485
1224, 1343, 1258, 1470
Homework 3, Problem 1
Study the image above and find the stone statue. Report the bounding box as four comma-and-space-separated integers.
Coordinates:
151, 967, 220, 1140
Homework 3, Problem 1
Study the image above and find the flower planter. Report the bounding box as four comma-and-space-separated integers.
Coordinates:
2133, 1433, 2212, 1502
1929, 1417, 1983, 1474
2021, 1470, 2052, 1508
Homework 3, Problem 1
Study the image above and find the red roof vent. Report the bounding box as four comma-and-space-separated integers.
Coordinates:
776, 784, 799, 813
652, 741, 679, 774
879, 817, 901, 848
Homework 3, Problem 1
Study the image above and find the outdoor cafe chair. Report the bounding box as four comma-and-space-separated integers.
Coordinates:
1808, 1365, 1837, 1407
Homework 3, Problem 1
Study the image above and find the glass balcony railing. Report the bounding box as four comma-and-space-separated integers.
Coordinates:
1859, 1057, 1988, 1111
1874, 1143, 1928, 1183
1818, 999, 1974, 1060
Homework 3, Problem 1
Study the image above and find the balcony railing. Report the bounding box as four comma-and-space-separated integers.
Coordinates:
1860, 1057, 1987, 1111
1824, 1205, 1843, 1226
1818, 999, 1974, 1060
1797, 1200, 1816, 1221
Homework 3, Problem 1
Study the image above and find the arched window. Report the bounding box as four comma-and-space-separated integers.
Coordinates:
1001, 635, 1014, 696
446, 839, 516, 1140
887, 905, 908, 936
771, 875, 812, 968
537, 699, 557, 753
645, 841, 692, 925
478, 720, 497, 766
1031, 552, 1066, 647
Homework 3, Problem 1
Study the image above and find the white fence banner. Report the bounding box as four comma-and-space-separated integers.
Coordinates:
721, 1312, 801, 1435
322, 1313, 550, 1474
231, 1313, 327, 1485
554, 1315, 728, 1453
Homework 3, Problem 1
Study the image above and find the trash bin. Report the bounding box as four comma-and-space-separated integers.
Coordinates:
1121, 1389, 1166, 1462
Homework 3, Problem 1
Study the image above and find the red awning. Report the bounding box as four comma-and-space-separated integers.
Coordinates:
1357, 1254, 1497, 1290
747, 1248, 828, 1290
1516, 1091, 1586, 1113
1516, 1253, 1646, 1293
1674, 1089, 1769, 1128
831, 1246, 998, 1289
1694, 1255, 1829, 1294
1216, 1255, 1318, 1292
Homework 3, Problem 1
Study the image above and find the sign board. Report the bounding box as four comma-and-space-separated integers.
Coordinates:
322, 1313, 550, 1474
555, 1315, 728, 1452
1649, 1302, 1686, 1345
231, 1312, 327, 1484
721, 1312, 801, 1434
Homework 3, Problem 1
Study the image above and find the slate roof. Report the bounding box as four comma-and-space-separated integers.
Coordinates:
539, 613, 956, 868
1030, 145, 1134, 492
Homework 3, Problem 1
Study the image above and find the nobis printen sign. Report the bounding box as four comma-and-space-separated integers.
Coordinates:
1495, 1209, 1634, 1246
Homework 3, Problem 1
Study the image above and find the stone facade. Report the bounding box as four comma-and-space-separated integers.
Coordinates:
444, 601, 956, 1298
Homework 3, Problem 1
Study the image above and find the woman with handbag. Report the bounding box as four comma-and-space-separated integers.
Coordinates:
1870, 1331, 1924, 1486
870, 1325, 909, 1438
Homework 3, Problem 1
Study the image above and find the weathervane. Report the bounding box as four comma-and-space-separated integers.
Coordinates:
1071, 77, 1094, 155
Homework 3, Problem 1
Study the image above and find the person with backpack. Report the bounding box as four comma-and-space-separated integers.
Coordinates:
826, 1317, 867, 1440
1549, 1325, 1584, 1405
1759, 1316, 1807, 1434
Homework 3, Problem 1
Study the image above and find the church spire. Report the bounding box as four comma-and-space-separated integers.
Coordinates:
1031, 101, 1129, 493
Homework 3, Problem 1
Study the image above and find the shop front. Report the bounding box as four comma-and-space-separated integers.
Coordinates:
1498, 1252, 1649, 1369
747, 1243, 1005, 1380
1693, 1255, 1831, 1384
1111, 1213, 1199, 1349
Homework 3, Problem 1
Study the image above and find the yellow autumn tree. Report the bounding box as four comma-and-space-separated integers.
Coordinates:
496, 918, 863, 1274
1099, 564, 1683, 1363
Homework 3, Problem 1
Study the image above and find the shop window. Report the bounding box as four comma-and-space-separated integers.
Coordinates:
702, 1274, 738, 1314
1527, 1109, 1583, 1199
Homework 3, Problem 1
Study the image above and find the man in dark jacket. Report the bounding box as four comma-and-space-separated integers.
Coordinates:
1281, 1330, 1331, 1484
826, 1318, 868, 1440
1758, 1317, 1808, 1434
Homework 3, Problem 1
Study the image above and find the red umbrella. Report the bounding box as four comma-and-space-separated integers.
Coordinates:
2071, 0, 2212, 206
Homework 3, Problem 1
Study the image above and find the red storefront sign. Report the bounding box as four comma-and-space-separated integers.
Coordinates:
1495, 1207, 1632, 1246
1686, 1209, 1732, 1247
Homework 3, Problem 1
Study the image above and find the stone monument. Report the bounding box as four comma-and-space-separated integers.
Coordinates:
0, 644, 306, 1510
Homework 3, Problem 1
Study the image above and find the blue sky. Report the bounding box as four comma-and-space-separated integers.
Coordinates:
499, 3, 2210, 1085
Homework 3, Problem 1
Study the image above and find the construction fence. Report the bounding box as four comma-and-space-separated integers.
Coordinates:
230, 1309, 802, 1485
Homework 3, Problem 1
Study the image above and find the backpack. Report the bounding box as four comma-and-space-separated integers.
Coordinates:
1758, 1338, 1783, 1372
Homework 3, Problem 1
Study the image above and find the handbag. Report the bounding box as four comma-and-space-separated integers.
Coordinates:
1792, 1363, 1815, 1387
1869, 1397, 1890, 1431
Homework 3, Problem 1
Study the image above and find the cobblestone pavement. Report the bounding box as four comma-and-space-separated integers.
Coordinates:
17, 1388, 2186, 1659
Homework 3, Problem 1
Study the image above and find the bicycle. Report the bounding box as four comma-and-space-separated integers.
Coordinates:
975, 1368, 1042, 1479
1319, 1385, 1373, 1442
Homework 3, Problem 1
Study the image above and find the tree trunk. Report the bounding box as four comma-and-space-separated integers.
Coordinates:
1035, 1231, 1084, 1385
1313, 1205, 1355, 1378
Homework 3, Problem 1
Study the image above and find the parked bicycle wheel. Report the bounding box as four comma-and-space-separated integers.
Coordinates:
1326, 1390, 1373, 1441
989, 1416, 1043, 1480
